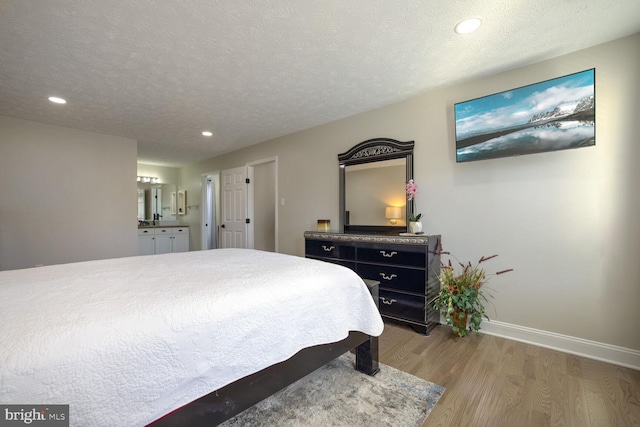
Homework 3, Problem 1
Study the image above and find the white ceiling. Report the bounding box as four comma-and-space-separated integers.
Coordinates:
1, 1, 639, 167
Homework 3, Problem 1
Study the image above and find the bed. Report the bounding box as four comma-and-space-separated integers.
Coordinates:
0, 248, 384, 426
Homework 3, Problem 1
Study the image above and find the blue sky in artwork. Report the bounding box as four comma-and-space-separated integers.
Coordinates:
455, 69, 594, 139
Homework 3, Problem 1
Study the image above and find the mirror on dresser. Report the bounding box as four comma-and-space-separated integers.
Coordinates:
338, 138, 414, 234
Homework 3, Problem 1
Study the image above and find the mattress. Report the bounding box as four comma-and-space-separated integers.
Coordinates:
0, 248, 384, 426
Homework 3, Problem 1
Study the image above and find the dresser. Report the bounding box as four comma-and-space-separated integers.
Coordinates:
304, 232, 441, 335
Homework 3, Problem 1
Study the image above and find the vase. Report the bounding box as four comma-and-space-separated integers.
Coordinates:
452, 308, 469, 337
409, 221, 423, 234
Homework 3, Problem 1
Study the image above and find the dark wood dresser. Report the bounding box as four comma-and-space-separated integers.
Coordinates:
304, 231, 441, 334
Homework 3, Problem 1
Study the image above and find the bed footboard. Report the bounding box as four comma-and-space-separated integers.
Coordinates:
149, 331, 376, 426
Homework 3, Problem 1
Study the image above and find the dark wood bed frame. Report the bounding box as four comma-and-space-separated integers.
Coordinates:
149, 331, 378, 426
149, 281, 380, 426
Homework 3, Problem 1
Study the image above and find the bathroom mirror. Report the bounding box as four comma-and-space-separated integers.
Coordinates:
136, 182, 178, 223
338, 138, 414, 234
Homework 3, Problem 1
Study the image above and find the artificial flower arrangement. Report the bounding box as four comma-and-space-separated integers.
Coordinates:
431, 245, 513, 337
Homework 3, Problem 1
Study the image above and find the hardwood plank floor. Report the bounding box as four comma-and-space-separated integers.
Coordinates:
378, 321, 640, 427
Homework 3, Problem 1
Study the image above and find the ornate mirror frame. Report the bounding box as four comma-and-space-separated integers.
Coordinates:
338, 138, 415, 234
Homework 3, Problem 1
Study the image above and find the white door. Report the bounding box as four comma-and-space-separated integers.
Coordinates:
154, 233, 173, 254
138, 234, 155, 256
172, 232, 189, 252
220, 166, 248, 248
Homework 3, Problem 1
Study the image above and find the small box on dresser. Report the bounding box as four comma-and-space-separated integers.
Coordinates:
304, 231, 441, 335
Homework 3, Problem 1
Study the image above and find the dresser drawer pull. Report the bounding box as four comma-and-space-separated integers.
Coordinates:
379, 250, 398, 258
380, 297, 397, 305
322, 245, 335, 251
379, 273, 398, 281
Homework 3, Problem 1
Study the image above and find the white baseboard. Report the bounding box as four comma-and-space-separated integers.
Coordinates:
479, 320, 640, 371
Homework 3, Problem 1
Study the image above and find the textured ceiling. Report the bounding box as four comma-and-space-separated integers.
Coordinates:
1, 1, 639, 166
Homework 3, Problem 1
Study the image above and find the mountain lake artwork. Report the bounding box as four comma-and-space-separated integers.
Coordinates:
454, 69, 595, 162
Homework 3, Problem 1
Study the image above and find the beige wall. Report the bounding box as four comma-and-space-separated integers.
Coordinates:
0, 116, 138, 270
180, 34, 640, 352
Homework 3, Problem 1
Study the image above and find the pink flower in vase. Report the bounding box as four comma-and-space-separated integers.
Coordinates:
406, 179, 422, 223
406, 179, 418, 201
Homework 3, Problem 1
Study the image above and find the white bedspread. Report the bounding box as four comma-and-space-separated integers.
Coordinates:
0, 249, 383, 426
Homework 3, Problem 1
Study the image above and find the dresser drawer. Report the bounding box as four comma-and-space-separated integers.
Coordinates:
356, 264, 425, 294
358, 246, 425, 267
378, 289, 426, 324
305, 240, 356, 260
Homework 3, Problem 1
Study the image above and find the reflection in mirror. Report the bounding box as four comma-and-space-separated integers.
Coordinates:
345, 159, 406, 226
137, 188, 145, 220
136, 182, 177, 223
338, 138, 414, 234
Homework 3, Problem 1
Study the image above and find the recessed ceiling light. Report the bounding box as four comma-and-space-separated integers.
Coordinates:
202, 131, 213, 137
48, 96, 67, 104
455, 18, 482, 34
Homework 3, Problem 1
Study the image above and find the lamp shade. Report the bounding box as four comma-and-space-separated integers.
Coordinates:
385, 206, 401, 219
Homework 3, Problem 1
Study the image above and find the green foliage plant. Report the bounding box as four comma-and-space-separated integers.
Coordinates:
431, 249, 512, 337
408, 212, 422, 222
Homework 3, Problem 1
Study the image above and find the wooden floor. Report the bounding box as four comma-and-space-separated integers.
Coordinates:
378, 321, 640, 427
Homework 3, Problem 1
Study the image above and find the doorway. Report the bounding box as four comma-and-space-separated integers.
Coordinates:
248, 158, 278, 252
209, 157, 278, 251
201, 172, 220, 250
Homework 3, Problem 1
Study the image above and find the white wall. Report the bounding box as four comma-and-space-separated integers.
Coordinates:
0, 116, 138, 270
180, 34, 640, 358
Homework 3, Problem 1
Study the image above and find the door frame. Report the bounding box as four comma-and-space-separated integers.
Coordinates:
247, 156, 279, 252
201, 158, 278, 251
200, 170, 220, 250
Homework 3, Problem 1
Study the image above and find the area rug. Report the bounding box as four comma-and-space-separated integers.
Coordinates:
219, 352, 445, 427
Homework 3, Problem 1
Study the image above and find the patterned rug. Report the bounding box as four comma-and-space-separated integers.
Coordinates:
220, 352, 445, 427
